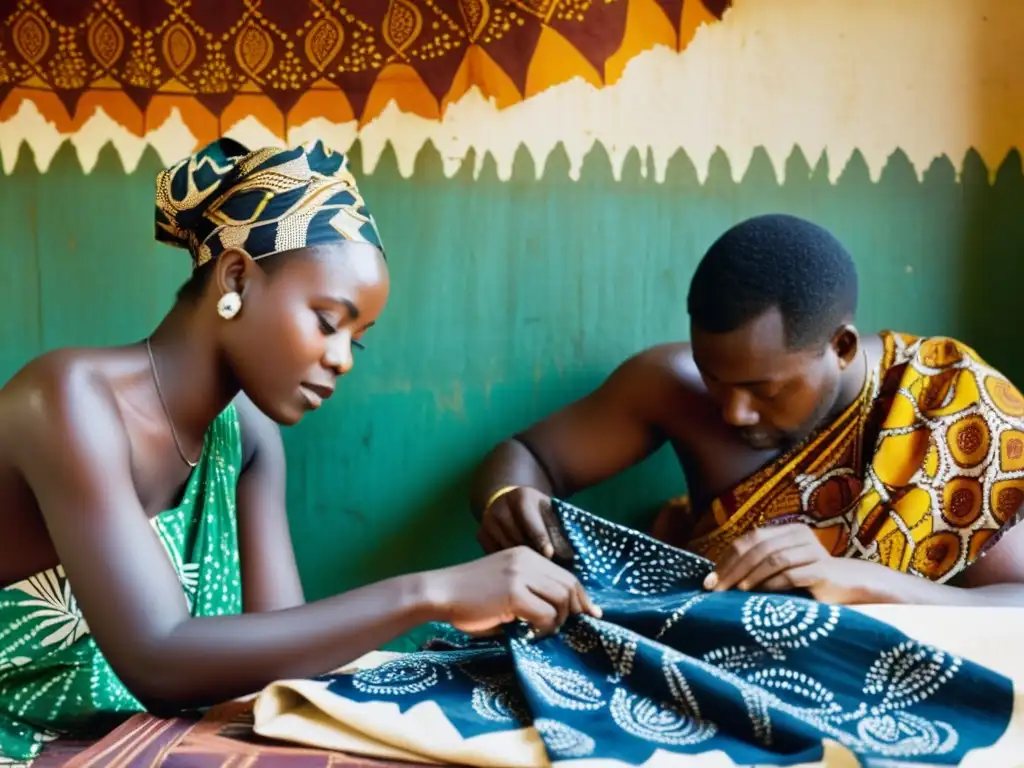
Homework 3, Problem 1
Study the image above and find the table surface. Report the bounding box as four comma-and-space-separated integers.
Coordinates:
34, 701, 453, 768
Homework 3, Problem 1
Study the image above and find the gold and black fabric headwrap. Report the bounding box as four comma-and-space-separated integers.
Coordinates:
155, 138, 383, 268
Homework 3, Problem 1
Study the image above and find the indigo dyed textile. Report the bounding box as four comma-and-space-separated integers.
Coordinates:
322, 501, 1012, 765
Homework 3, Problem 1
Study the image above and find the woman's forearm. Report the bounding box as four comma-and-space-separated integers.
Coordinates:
126, 571, 439, 712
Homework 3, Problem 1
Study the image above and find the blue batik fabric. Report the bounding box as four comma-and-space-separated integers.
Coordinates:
322, 501, 1013, 765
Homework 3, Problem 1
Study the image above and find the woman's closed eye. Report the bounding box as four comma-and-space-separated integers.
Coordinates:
316, 311, 338, 335
317, 311, 366, 350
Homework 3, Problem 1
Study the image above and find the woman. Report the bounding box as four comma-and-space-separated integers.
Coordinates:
0, 139, 599, 763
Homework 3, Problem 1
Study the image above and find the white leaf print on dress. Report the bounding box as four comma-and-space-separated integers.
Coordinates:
10, 567, 88, 651
0, 657, 31, 674
179, 562, 200, 593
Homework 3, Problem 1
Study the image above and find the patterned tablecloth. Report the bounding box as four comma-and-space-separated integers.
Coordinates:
40, 700, 455, 768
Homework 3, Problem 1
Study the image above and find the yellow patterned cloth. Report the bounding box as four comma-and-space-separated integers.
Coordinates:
155, 138, 383, 268
655, 331, 1024, 583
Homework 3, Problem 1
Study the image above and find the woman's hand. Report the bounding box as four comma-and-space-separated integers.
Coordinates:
426, 546, 601, 635
705, 524, 866, 604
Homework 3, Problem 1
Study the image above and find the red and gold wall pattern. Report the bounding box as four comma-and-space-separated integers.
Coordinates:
0, 0, 731, 146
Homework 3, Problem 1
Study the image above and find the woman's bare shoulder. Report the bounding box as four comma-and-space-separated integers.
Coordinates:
0, 347, 126, 459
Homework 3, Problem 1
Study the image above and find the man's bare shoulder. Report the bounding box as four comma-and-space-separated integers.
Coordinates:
614, 342, 705, 396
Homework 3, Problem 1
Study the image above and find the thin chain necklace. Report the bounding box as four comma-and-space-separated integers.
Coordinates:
145, 338, 199, 469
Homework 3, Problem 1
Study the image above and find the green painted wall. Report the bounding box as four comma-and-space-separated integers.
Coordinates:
2, 141, 1022, 607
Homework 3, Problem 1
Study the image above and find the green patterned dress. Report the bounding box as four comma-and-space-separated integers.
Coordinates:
0, 405, 244, 764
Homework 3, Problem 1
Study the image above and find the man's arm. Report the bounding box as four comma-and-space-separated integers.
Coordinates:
707, 519, 1024, 606
470, 348, 680, 518
845, 522, 1024, 606
235, 393, 305, 613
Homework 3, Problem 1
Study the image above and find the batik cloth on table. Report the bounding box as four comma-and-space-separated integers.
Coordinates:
0, 405, 244, 766
252, 500, 1017, 767
654, 331, 1024, 583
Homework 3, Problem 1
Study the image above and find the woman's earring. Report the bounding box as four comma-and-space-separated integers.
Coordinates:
217, 291, 242, 320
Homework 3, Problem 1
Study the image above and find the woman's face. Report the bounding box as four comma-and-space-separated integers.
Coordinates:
217, 242, 390, 425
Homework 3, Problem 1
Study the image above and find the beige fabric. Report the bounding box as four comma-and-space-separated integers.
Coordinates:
252, 608, 1024, 766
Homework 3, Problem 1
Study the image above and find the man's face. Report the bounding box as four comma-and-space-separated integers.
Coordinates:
691, 308, 847, 450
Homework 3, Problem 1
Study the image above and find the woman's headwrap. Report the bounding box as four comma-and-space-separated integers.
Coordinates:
155, 138, 384, 269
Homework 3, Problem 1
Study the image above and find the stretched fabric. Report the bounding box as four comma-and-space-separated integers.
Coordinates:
655, 331, 1024, 584
0, 405, 244, 765
253, 500, 1016, 767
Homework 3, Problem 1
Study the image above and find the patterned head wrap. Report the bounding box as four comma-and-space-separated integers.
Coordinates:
155, 138, 383, 269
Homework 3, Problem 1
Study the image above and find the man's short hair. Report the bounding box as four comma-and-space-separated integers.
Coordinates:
687, 213, 859, 349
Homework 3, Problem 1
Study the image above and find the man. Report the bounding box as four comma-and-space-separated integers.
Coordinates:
471, 213, 1024, 605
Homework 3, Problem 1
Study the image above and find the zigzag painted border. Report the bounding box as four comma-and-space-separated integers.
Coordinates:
2, 0, 1022, 183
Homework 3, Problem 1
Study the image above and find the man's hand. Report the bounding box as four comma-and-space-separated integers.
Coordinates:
704, 524, 865, 604
477, 487, 574, 560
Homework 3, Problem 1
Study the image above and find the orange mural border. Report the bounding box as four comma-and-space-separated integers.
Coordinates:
0, 0, 729, 145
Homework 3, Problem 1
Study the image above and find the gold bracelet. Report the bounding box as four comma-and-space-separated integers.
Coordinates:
482, 484, 520, 516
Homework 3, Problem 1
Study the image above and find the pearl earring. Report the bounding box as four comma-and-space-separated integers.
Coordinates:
217, 291, 242, 320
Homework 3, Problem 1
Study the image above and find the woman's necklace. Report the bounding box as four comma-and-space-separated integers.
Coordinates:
145, 338, 199, 469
